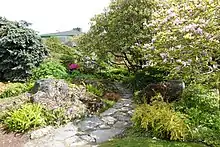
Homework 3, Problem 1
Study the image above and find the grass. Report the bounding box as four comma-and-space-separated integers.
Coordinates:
99, 137, 207, 147
99, 127, 207, 147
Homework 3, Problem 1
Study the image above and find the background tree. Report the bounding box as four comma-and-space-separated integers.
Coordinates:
78, 0, 156, 72
0, 17, 48, 81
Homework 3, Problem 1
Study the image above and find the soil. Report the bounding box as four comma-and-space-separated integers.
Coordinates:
0, 126, 28, 147
0, 82, 8, 94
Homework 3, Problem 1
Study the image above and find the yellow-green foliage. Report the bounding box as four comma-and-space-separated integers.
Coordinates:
4, 103, 46, 132
86, 84, 104, 97
132, 96, 189, 141
3, 103, 69, 133
0, 82, 34, 99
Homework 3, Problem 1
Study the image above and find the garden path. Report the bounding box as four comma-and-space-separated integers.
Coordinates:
24, 83, 134, 147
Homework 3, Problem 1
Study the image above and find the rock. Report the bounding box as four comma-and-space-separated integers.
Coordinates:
31, 79, 70, 109
30, 126, 54, 140
31, 79, 69, 98
78, 116, 103, 131
80, 135, 96, 143
99, 124, 111, 129
119, 107, 131, 112
138, 80, 185, 103
113, 121, 129, 128
100, 108, 117, 117
0, 93, 29, 112
23, 83, 135, 147
90, 128, 123, 143
64, 136, 82, 146
121, 93, 133, 99
102, 116, 117, 125
30, 79, 87, 120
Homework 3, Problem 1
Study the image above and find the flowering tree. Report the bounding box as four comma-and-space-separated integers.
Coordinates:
139, 0, 220, 83
78, 0, 219, 84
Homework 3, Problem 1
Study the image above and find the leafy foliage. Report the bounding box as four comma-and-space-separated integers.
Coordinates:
131, 66, 169, 91
4, 103, 46, 132
98, 99, 116, 113
0, 17, 48, 81
175, 84, 220, 146
44, 37, 79, 65
99, 68, 130, 82
176, 84, 219, 113
43, 107, 70, 126
86, 84, 104, 97
0, 82, 34, 98
132, 95, 189, 141
78, 0, 156, 71
31, 60, 68, 80
3, 103, 70, 132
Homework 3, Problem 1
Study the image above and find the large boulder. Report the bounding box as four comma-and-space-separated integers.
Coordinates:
30, 79, 104, 118
30, 79, 86, 119
136, 80, 185, 104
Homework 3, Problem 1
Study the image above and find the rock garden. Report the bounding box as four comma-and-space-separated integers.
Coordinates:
0, 0, 220, 147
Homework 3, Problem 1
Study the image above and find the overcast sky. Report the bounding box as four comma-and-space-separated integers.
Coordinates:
0, 0, 110, 34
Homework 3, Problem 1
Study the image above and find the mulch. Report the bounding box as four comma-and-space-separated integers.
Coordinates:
0, 126, 28, 147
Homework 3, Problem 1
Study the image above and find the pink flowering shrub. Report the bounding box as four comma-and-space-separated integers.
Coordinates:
68, 63, 80, 71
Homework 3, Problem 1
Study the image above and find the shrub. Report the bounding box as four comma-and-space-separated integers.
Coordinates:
4, 103, 46, 132
0, 17, 48, 81
3, 103, 70, 132
99, 68, 130, 82
98, 99, 116, 113
31, 60, 68, 80
0, 82, 34, 98
86, 84, 104, 97
176, 84, 219, 114
43, 108, 70, 126
132, 66, 169, 91
132, 95, 189, 141
44, 37, 79, 65
175, 84, 220, 146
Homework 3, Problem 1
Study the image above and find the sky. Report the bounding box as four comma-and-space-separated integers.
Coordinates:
0, 0, 110, 34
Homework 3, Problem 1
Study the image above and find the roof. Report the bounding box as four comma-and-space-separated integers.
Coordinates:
41, 29, 82, 37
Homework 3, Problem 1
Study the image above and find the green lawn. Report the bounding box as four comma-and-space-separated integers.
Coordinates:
100, 137, 207, 147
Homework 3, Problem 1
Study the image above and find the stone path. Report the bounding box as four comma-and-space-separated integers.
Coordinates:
24, 84, 134, 147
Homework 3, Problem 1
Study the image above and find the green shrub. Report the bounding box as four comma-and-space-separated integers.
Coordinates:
86, 84, 104, 97
44, 37, 79, 65
0, 82, 34, 98
132, 67, 169, 91
99, 99, 116, 113
132, 96, 189, 141
31, 60, 68, 80
177, 84, 219, 113
175, 84, 220, 146
191, 126, 220, 147
3, 103, 70, 132
4, 103, 46, 132
43, 108, 70, 126
99, 68, 130, 82
0, 17, 48, 81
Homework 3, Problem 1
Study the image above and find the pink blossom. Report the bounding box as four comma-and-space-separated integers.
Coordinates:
68, 64, 79, 70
